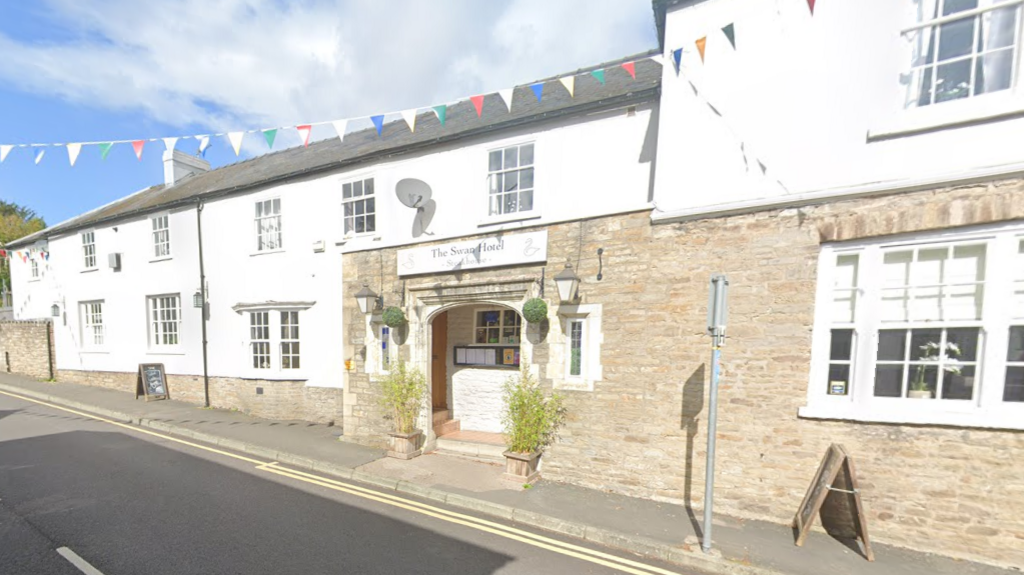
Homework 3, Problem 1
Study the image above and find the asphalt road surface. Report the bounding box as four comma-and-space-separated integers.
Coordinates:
0, 392, 687, 575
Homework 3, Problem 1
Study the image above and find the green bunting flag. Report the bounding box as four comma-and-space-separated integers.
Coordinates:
99, 143, 113, 160
263, 129, 277, 149
432, 105, 447, 126
722, 23, 736, 49
590, 69, 605, 84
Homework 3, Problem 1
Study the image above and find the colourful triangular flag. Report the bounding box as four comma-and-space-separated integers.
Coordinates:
530, 83, 544, 102
432, 105, 447, 126
67, 143, 82, 167
99, 143, 113, 160
371, 115, 385, 136
198, 135, 211, 156
621, 61, 636, 79
296, 124, 312, 147
163, 137, 179, 152
34, 149, 45, 165
332, 120, 347, 142
672, 48, 682, 72
0, 145, 12, 163
722, 23, 736, 49
807, 0, 816, 14
559, 76, 575, 97
590, 69, 605, 84
263, 128, 277, 149
401, 109, 417, 132
498, 89, 513, 112
470, 95, 485, 117
228, 132, 245, 156
132, 140, 145, 160
696, 37, 707, 63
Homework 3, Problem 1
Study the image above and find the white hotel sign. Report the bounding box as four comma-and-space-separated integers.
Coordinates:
397, 231, 548, 276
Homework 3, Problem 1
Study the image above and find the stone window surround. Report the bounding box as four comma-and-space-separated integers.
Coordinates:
554, 303, 603, 392
802, 220, 1024, 430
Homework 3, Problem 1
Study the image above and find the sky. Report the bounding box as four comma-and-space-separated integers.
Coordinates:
0, 0, 658, 227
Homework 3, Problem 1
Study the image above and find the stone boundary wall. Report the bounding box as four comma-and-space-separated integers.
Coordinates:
341, 179, 1024, 568
56, 369, 342, 425
0, 320, 55, 381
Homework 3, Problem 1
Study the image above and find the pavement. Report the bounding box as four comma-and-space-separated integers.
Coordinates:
0, 373, 1018, 575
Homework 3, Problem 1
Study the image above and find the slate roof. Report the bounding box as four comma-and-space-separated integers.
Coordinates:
10, 50, 661, 248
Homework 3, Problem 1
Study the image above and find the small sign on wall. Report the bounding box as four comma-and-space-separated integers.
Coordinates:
397, 231, 547, 276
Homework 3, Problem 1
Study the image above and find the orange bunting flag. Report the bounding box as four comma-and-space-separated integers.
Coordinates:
696, 37, 707, 63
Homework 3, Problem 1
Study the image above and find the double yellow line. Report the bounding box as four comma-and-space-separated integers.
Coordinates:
1, 389, 681, 575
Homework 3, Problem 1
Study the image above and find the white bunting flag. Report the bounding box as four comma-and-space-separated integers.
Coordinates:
228, 132, 245, 156
332, 120, 347, 142
198, 135, 211, 156
67, 143, 82, 167
498, 88, 514, 112
400, 109, 417, 133
163, 137, 179, 152
559, 76, 575, 97
0, 145, 12, 163
34, 149, 45, 165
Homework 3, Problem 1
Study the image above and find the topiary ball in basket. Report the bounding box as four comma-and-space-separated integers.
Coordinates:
382, 306, 407, 328
522, 298, 548, 324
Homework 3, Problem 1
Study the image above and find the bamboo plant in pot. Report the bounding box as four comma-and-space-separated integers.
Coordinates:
500, 362, 565, 484
379, 361, 428, 459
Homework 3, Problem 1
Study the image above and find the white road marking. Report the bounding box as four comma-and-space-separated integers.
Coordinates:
56, 547, 106, 575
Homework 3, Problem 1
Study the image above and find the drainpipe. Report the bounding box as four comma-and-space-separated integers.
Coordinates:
46, 321, 54, 381
196, 200, 210, 408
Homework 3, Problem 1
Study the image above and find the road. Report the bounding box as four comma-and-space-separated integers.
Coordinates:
0, 392, 686, 575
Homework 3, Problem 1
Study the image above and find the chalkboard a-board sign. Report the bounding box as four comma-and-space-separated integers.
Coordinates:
793, 444, 874, 561
136, 363, 169, 401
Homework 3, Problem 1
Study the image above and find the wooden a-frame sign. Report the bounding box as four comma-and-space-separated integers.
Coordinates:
793, 443, 874, 561
136, 363, 169, 402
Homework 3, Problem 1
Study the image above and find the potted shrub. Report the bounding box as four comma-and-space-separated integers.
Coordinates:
522, 298, 548, 324
379, 361, 428, 459
501, 362, 565, 483
382, 306, 407, 328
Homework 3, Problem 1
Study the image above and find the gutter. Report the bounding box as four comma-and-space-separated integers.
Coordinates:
10, 86, 661, 249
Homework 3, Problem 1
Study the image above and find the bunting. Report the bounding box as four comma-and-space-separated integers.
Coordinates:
559, 76, 575, 98
590, 69, 605, 85
296, 125, 312, 147
807, 0, 816, 14
163, 137, 179, 153
0, 145, 12, 163
621, 61, 636, 79
99, 143, 113, 160
672, 48, 682, 73
498, 89, 514, 112
67, 143, 82, 167
400, 109, 417, 133
228, 132, 245, 156
696, 37, 708, 63
198, 136, 211, 156
263, 128, 278, 149
34, 149, 45, 165
132, 140, 145, 160
530, 83, 544, 103
371, 115, 385, 136
471, 95, 485, 117
432, 106, 447, 126
332, 120, 347, 142
722, 23, 736, 49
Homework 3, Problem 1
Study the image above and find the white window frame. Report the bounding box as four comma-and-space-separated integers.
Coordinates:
30, 257, 39, 280
485, 142, 537, 222
151, 213, 171, 260
341, 176, 377, 237
802, 223, 1024, 429
250, 311, 271, 369
81, 230, 97, 271
80, 300, 105, 348
280, 311, 301, 370
147, 294, 181, 350
240, 307, 306, 376
254, 198, 282, 253
566, 317, 587, 381
554, 303, 603, 392
473, 308, 523, 345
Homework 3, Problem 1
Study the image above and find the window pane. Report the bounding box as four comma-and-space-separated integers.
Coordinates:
1008, 327, 1024, 362
366, 197, 375, 214
354, 201, 364, 216
942, 0, 977, 17
364, 179, 374, 196
272, 198, 280, 213
830, 329, 854, 361
520, 167, 534, 190
878, 330, 907, 361
908, 365, 938, 397
941, 365, 976, 400
570, 320, 584, 376
910, 329, 945, 360
980, 6, 1018, 50
490, 173, 502, 195
975, 50, 1014, 95
503, 193, 517, 214
946, 327, 980, 362
353, 180, 363, 197
937, 17, 975, 61
828, 364, 850, 394
355, 216, 365, 233
344, 203, 354, 217
935, 59, 973, 103
520, 144, 534, 166
365, 215, 375, 233
504, 171, 518, 192
489, 151, 502, 172
1005, 366, 1024, 402
503, 146, 518, 169
344, 218, 354, 234
874, 365, 905, 397
343, 183, 352, 199
519, 190, 534, 212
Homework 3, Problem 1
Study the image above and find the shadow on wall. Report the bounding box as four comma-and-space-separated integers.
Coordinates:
681, 363, 706, 538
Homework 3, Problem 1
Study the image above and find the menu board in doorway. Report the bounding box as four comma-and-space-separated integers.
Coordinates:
136, 363, 169, 401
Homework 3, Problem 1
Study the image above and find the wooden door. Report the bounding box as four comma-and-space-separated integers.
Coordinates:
431, 312, 448, 409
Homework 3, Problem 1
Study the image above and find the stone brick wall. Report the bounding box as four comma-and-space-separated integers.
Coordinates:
0, 320, 55, 381
56, 369, 343, 425
341, 178, 1024, 568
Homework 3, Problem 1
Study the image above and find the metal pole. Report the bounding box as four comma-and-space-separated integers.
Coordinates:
702, 340, 721, 553
196, 201, 210, 408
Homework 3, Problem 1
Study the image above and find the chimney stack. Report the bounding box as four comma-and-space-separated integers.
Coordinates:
163, 150, 210, 187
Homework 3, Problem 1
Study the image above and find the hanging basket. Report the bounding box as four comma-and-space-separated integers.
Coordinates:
382, 306, 408, 328
522, 298, 548, 324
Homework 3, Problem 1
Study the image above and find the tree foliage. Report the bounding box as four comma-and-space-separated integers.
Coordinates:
0, 200, 46, 289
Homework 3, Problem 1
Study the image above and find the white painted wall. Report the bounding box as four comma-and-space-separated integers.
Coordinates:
654, 0, 1024, 214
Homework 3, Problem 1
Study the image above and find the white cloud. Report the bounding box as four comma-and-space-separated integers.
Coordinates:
0, 0, 656, 143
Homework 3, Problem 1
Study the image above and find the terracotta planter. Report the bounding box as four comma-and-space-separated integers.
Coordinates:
503, 450, 542, 484
387, 430, 423, 460
908, 390, 934, 399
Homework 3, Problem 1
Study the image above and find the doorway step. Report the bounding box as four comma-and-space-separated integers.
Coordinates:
434, 430, 506, 463
432, 409, 461, 437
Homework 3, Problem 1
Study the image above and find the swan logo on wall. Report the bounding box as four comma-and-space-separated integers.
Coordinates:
395, 178, 437, 238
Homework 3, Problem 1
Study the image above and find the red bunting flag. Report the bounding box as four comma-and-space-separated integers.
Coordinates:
621, 61, 635, 79
696, 37, 707, 63
132, 140, 145, 160
807, 0, 816, 13
470, 95, 485, 117
296, 124, 312, 147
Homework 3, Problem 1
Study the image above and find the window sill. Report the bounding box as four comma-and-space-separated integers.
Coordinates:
867, 95, 1024, 142
335, 234, 381, 246
28, 278, 40, 283
146, 349, 186, 356
477, 212, 542, 228
80, 349, 109, 355
554, 378, 595, 392
243, 371, 308, 381
251, 249, 285, 257
150, 256, 173, 263
798, 403, 1024, 431
81, 268, 99, 274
